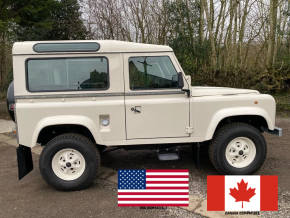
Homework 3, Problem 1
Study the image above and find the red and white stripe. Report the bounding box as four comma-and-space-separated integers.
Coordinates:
118, 169, 189, 207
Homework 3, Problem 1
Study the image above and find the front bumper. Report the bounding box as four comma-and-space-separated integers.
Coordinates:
261, 126, 282, 137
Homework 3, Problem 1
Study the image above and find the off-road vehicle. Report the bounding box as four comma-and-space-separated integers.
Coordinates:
7, 40, 282, 191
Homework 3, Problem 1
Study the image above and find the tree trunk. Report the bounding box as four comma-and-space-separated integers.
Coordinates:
0, 31, 6, 86
176, 0, 185, 36
233, 2, 238, 71
266, 0, 278, 71
199, 0, 204, 44
203, 0, 217, 73
210, 0, 214, 30
214, 0, 225, 43
226, 0, 234, 67
185, 0, 195, 54
237, 0, 249, 69
218, 3, 226, 70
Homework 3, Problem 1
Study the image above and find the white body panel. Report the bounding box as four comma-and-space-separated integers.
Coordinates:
12, 40, 172, 55
123, 53, 190, 139
192, 87, 259, 96
125, 94, 190, 139
12, 41, 277, 148
191, 94, 275, 140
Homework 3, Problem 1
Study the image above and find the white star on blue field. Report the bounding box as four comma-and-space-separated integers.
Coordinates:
118, 170, 146, 189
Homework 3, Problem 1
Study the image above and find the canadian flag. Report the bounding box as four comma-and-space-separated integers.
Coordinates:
207, 176, 278, 211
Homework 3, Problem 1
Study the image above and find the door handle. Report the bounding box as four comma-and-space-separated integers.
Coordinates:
131, 107, 141, 113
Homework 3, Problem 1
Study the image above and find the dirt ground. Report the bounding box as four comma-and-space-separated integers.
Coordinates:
0, 100, 289, 217
0, 100, 10, 120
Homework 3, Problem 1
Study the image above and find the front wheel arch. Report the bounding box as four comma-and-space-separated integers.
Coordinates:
207, 115, 269, 141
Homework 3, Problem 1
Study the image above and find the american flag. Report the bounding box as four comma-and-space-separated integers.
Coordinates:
118, 169, 189, 207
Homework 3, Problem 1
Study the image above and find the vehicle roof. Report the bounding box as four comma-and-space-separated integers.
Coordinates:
12, 40, 173, 55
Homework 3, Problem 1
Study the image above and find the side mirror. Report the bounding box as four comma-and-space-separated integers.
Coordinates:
178, 72, 184, 88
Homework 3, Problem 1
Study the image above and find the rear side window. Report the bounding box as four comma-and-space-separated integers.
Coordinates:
26, 57, 109, 92
129, 56, 179, 90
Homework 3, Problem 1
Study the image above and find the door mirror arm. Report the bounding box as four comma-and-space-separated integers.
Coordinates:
182, 88, 191, 97
178, 72, 190, 97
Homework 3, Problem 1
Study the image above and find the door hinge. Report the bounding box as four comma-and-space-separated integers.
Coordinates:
186, 127, 193, 134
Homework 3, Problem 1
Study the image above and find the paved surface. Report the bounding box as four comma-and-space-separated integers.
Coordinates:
0, 100, 15, 133
0, 119, 14, 133
0, 115, 289, 217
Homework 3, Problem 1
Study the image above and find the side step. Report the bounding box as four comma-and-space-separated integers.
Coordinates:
157, 148, 179, 161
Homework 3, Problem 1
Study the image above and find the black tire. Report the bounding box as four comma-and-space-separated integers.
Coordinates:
208, 122, 267, 175
39, 133, 100, 191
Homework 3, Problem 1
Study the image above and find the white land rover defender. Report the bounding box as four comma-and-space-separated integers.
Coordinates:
7, 40, 282, 191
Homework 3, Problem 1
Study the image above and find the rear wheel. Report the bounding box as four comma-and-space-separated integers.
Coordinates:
209, 123, 267, 175
39, 133, 100, 191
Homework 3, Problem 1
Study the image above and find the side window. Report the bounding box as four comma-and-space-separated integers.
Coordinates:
129, 56, 179, 90
27, 57, 109, 91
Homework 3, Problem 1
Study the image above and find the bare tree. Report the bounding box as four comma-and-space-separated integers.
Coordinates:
267, 0, 278, 71
203, 0, 217, 73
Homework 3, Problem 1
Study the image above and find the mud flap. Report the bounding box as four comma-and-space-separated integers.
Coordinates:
16, 145, 33, 180
192, 143, 200, 169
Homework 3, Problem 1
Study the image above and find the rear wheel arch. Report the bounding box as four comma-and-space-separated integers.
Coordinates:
37, 124, 96, 146
32, 116, 104, 147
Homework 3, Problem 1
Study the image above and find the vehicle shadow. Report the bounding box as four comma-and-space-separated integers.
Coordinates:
100, 143, 218, 196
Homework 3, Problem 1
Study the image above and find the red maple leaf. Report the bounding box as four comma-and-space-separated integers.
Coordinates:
229, 179, 256, 208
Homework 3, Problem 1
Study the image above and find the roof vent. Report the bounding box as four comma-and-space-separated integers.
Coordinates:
33, 42, 100, 52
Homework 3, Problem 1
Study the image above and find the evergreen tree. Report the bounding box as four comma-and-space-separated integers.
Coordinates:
12, 0, 87, 41
0, 0, 87, 86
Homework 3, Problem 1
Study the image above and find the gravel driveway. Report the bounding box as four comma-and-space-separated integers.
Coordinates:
0, 96, 289, 217
100, 118, 290, 218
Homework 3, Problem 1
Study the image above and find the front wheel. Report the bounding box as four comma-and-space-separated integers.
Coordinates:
39, 133, 100, 191
209, 123, 267, 175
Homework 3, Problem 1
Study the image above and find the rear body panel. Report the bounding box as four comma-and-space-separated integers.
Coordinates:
14, 52, 127, 147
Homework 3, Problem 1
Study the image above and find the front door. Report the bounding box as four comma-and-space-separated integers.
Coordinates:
124, 53, 190, 140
